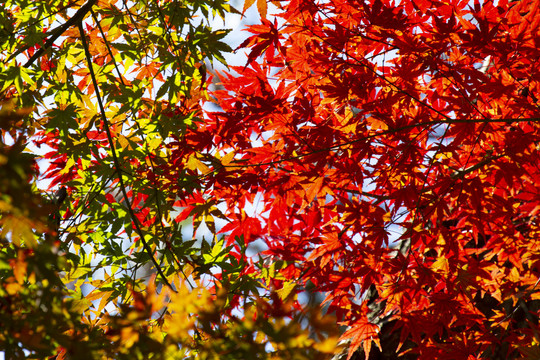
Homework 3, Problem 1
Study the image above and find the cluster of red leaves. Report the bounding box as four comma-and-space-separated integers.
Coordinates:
194, 0, 540, 358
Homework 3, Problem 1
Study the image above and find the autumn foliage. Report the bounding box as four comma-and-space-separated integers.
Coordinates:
1, 0, 540, 358
206, 0, 540, 358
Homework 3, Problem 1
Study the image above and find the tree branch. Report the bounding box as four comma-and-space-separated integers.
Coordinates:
16, 0, 98, 68
78, 22, 175, 292
221, 116, 538, 170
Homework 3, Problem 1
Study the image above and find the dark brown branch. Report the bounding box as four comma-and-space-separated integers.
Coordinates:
18, 0, 97, 68
222, 117, 538, 170
90, 10, 195, 288
450, 153, 505, 180
78, 22, 175, 292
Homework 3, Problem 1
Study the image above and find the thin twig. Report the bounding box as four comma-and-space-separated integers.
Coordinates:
220, 116, 538, 170
90, 9, 195, 288
78, 22, 175, 292
17, 0, 98, 68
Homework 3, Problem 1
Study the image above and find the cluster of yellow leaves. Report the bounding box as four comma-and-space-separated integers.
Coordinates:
0, 249, 31, 296
75, 272, 343, 359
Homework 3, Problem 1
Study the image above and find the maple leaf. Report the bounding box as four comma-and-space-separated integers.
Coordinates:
341, 309, 381, 360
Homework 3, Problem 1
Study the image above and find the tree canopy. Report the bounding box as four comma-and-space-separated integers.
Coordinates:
2, 0, 540, 359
